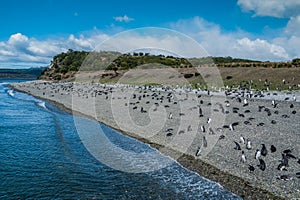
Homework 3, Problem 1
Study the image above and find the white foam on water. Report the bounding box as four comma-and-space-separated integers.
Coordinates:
37, 101, 47, 110
7, 90, 14, 97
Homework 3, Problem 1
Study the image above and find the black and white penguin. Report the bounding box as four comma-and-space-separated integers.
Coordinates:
277, 163, 287, 171
270, 145, 277, 153
258, 158, 266, 171
207, 118, 212, 124
199, 107, 203, 117
234, 141, 241, 150
240, 135, 245, 144
261, 144, 268, 156
200, 125, 205, 133
246, 139, 252, 150
277, 175, 293, 181
195, 147, 201, 156
255, 149, 261, 160
202, 136, 208, 148
241, 151, 246, 163
248, 165, 255, 172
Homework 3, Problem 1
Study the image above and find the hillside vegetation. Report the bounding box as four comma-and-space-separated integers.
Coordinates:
40, 50, 300, 89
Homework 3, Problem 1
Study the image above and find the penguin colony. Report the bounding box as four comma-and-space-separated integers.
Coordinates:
12, 80, 300, 198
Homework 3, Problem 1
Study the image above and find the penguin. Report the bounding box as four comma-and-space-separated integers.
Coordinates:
240, 135, 245, 144
286, 153, 297, 159
166, 132, 173, 137
255, 149, 261, 160
283, 149, 292, 154
207, 118, 212, 124
281, 153, 289, 167
229, 124, 234, 131
199, 107, 203, 117
187, 125, 192, 132
248, 165, 255, 172
272, 100, 278, 108
246, 139, 252, 150
208, 127, 215, 135
277, 163, 287, 171
234, 141, 241, 150
219, 135, 225, 140
261, 144, 268, 156
241, 151, 246, 163
168, 112, 173, 119
270, 145, 277, 153
277, 175, 293, 181
271, 120, 276, 124
200, 125, 205, 133
195, 147, 201, 156
202, 136, 207, 148
243, 99, 248, 107
229, 122, 239, 131
257, 158, 266, 171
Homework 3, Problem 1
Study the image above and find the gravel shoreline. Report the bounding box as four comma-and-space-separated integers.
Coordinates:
9, 80, 300, 199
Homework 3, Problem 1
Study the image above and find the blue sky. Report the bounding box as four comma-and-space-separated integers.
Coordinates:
1, 0, 300, 68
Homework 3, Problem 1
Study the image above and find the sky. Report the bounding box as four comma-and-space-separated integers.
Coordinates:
1, 0, 300, 68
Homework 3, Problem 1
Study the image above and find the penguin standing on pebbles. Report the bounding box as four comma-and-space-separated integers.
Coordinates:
246, 139, 252, 150
240, 135, 245, 144
258, 158, 266, 171
234, 141, 241, 150
270, 145, 277, 153
195, 147, 201, 156
255, 149, 261, 160
241, 151, 246, 163
261, 144, 268, 156
248, 165, 255, 172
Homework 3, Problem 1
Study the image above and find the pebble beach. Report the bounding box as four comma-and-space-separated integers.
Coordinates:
10, 80, 300, 200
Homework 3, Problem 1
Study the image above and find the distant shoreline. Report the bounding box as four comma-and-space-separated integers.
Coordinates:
10, 80, 300, 200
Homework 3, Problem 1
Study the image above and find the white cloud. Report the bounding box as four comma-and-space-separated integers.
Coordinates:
236, 38, 289, 60
113, 15, 134, 23
237, 0, 300, 18
8, 33, 29, 51
285, 15, 300, 36
0, 32, 109, 66
170, 17, 289, 61
2, 13, 300, 68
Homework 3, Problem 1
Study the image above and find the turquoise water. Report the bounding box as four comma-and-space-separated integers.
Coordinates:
0, 79, 241, 199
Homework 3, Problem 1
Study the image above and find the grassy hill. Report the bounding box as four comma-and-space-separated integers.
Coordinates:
39, 50, 300, 90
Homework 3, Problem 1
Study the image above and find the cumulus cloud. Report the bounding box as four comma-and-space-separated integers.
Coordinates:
8, 33, 29, 51
113, 15, 134, 23
285, 15, 300, 36
170, 17, 289, 61
0, 32, 109, 67
237, 0, 300, 18
2, 13, 300, 68
236, 38, 289, 60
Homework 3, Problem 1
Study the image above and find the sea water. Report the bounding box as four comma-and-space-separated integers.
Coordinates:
0, 79, 241, 199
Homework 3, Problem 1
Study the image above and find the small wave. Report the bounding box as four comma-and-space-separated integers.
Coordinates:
7, 90, 14, 97
37, 101, 47, 109
0, 82, 9, 86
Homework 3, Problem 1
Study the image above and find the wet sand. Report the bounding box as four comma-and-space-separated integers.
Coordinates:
10, 80, 300, 200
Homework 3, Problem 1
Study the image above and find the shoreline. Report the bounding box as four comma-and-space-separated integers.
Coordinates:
9, 81, 299, 199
